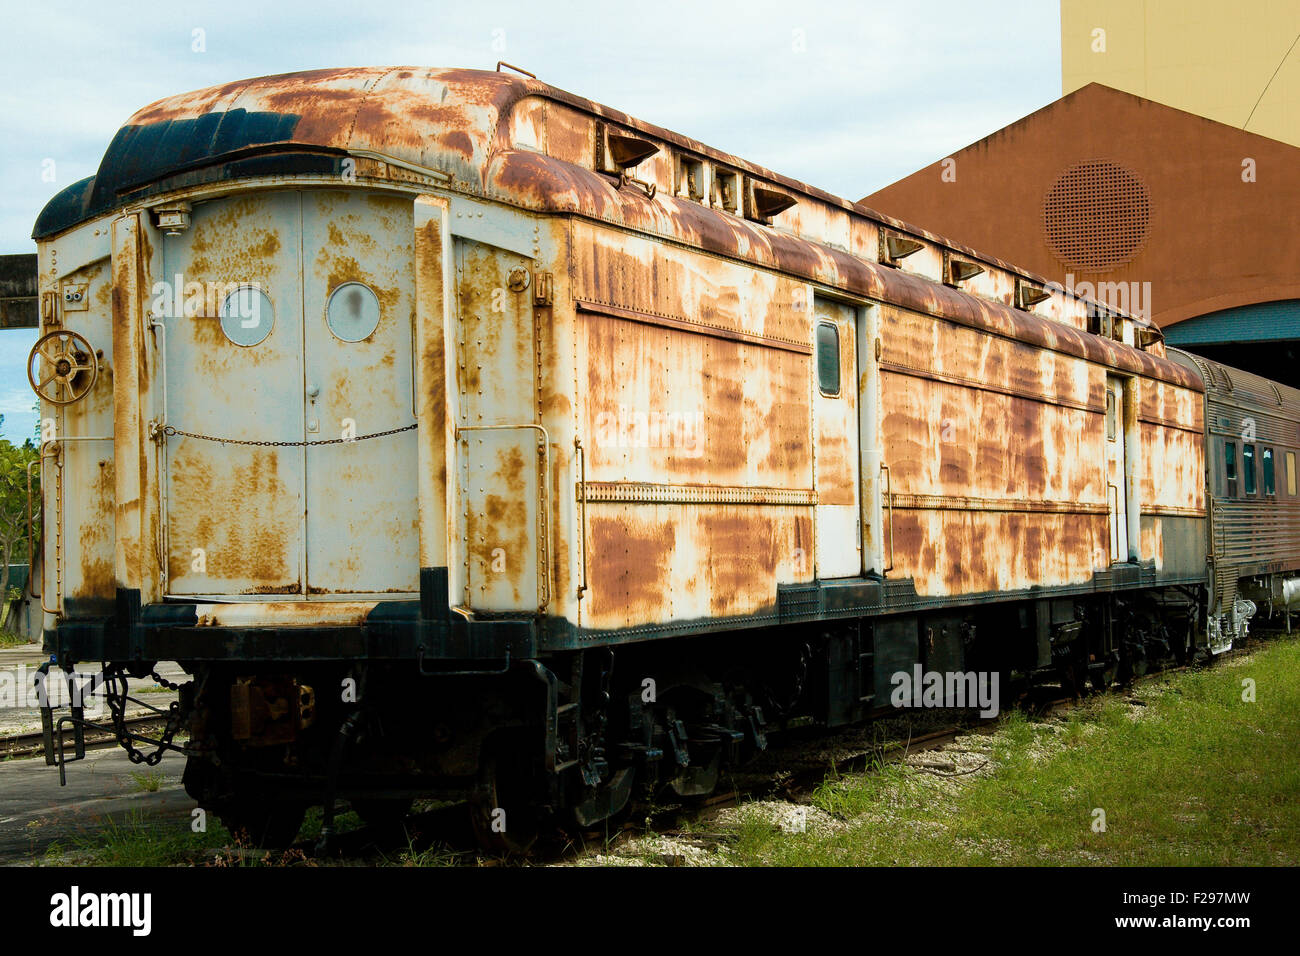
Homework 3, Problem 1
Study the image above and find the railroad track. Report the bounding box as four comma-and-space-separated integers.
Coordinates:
0, 714, 169, 760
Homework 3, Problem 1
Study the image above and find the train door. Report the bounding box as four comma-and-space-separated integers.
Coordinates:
1105, 375, 1129, 563
813, 297, 862, 577
161, 189, 419, 599
300, 191, 418, 597
161, 192, 307, 597
452, 238, 545, 612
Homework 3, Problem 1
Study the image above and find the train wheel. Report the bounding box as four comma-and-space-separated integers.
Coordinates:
468, 746, 540, 856
216, 801, 307, 848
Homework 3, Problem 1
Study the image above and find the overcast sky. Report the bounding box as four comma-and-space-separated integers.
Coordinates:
0, 0, 1063, 442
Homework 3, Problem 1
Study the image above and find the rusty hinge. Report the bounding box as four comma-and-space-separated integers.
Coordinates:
533, 271, 553, 307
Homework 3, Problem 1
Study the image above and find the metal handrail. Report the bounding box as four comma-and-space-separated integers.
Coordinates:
575, 437, 588, 599
881, 463, 894, 573
1107, 482, 1120, 562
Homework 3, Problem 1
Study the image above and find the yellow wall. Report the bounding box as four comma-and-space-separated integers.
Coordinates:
1062, 0, 1300, 147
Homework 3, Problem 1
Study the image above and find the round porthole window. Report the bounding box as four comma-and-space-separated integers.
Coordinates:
219, 286, 274, 347
326, 282, 381, 342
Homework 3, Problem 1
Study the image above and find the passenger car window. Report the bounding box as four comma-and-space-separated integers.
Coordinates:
1105, 390, 1117, 441
1264, 447, 1275, 496
1225, 441, 1237, 497
1243, 443, 1256, 495
816, 322, 840, 396
1288, 452, 1297, 496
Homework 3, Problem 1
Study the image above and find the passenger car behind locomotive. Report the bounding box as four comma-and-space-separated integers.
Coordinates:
25, 67, 1297, 850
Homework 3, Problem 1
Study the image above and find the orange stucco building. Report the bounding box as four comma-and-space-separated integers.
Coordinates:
862, 83, 1300, 385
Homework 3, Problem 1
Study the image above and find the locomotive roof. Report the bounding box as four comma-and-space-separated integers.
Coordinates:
30, 66, 1048, 278
31, 67, 1201, 392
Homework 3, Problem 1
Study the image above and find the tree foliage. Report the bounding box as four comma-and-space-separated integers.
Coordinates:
0, 415, 40, 615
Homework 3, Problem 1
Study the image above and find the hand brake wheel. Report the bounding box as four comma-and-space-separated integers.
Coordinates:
27, 329, 99, 406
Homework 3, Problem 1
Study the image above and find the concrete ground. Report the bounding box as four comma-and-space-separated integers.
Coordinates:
0, 644, 194, 864
0, 746, 191, 864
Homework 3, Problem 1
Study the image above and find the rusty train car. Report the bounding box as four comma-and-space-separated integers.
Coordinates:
23, 66, 1290, 850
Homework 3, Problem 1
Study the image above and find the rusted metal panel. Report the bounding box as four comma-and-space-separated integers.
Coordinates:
572, 220, 817, 627
413, 196, 452, 575
160, 192, 306, 596
581, 503, 812, 632
301, 191, 418, 595
573, 225, 812, 493
453, 237, 544, 611
155, 189, 420, 598
888, 508, 1107, 597
873, 294, 1206, 598
879, 304, 1101, 504
107, 214, 151, 600
192, 601, 374, 628
812, 298, 860, 576
27, 246, 119, 608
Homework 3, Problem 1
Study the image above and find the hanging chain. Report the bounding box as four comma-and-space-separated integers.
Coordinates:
104, 670, 188, 766
151, 668, 183, 692
160, 422, 416, 447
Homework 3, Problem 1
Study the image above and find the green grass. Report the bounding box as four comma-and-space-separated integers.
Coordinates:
383, 836, 463, 867
129, 769, 165, 793
44, 810, 238, 867
723, 639, 1300, 866
0, 628, 32, 647
43, 810, 326, 867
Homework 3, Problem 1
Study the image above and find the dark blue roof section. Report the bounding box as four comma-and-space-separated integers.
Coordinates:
32, 109, 319, 239
1165, 300, 1300, 346
33, 176, 95, 240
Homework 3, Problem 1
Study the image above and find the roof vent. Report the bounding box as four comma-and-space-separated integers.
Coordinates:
598, 125, 659, 172
943, 251, 984, 287
878, 230, 924, 268
597, 124, 660, 198
745, 183, 797, 224
1015, 278, 1051, 311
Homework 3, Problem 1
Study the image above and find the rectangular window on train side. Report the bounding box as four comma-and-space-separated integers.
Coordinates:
1243, 443, 1256, 495
1288, 452, 1297, 496
1225, 441, 1237, 497
816, 322, 840, 396
1263, 447, 1275, 495
1105, 390, 1117, 441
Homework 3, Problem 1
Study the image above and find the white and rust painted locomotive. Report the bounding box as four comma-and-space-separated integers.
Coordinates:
24, 66, 1299, 850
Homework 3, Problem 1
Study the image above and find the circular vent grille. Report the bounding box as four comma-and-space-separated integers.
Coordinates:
1043, 161, 1150, 272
